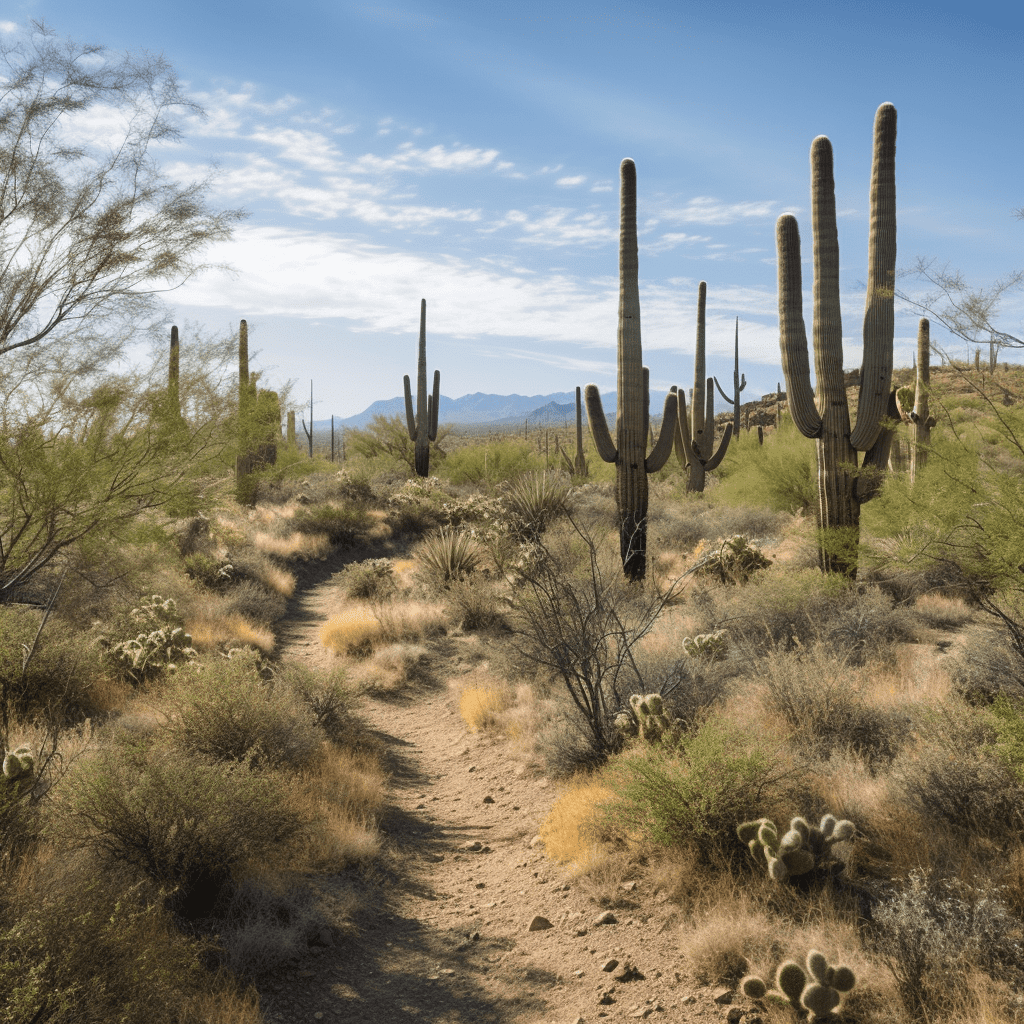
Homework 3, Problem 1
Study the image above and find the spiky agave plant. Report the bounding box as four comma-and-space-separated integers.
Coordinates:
585, 159, 678, 581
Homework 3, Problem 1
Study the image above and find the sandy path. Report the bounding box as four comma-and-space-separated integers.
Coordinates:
254, 561, 726, 1024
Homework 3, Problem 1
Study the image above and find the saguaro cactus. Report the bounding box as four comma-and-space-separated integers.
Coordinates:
777, 102, 898, 576
403, 299, 440, 478
572, 386, 588, 477
235, 318, 253, 486
675, 282, 733, 492
714, 317, 746, 440
585, 159, 678, 582
169, 325, 181, 418
896, 318, 936, 485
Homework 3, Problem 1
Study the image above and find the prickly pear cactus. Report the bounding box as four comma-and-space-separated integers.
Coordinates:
737, 813, 855, 882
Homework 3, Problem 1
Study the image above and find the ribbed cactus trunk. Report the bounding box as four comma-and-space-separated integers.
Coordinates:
287, 411, 296, 448
169, 325, 181, 418
236, 318, 253, 486
777, 103, 897, 577
585, 159, 678, 582
910, 319, 936, 485
403, 299, 440, 478
574, 386, 587, 477
675, 282, 733, 493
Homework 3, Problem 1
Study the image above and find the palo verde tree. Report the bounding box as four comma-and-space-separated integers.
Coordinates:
777, 102, 898, 576
0, 23, 243, 365
585, 158, 678, 581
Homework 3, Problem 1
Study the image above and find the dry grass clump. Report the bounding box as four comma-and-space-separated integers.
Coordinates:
186, 606, 276, 654
321, 606, 384, 657
459, 683, 514, 732
945, 625, 1024, 702
358, 643, 434, 693
538, 779, 618, 870
373, 598, 448, 643
231, 548, 296, 596
252, 529, 331, 561
912, 592, 975, 630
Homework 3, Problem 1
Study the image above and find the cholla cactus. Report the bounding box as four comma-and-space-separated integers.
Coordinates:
2, 745, 36, 798
681, 629, 729, 661
618, 693, 682, 745
738, 813, 855, 882
104, 595, 197, 684
741, 951, 855, 1023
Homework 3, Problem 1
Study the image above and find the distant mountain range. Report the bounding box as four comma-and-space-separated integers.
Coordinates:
320, 391, 650, 429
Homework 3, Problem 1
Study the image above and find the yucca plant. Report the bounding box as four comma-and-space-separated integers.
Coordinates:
502, 470, 570, 537
419, 527, 481, 587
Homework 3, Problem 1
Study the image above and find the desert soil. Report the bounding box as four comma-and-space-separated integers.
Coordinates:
253, 555, 739, 1024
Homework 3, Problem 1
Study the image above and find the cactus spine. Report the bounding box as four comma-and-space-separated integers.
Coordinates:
675, 282, 733, 492
585, 159, 678, 581
403, 299, 440, 478
896, 318, 936, 485
777, 103, 898, 576
713, 316, 746, 441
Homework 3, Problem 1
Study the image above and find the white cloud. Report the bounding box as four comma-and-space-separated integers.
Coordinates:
642, 232, 713, 254
247, 126, 345, 173
590, 182, 614, 192
351, 142, 499, 173
555, 175, 586, 187
0, 20, 19, 33
662, 197, 777, 225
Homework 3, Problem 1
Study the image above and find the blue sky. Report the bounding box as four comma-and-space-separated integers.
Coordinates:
3, 1, 1021, 418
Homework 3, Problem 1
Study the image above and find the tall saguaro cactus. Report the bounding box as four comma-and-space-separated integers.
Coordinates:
168, 324, 181, 418
676, 282, 733, 492
585, 158, 679, 582
713, 317, 746, 440
777, 102, 898, 576
236, 318, 253, 486
403, 299, 440, 478
896, 318, 937, 485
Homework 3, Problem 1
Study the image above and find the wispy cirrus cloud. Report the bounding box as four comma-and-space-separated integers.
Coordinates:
662, 196, 778, 225
350, 142, 500, 173
555, 175, 586, 187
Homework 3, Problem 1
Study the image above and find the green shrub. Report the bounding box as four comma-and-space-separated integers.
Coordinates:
601, 715, 786, 857
987, 694, 1024, 785
274, 661, 354, 744
440, 438, 544, 486
161, 651, 321, 770
54, 742, 306, 917
289, 502, 372, 545
182, 552, 234, 589
333, 558, 396, 601
0, 869, 255, 1024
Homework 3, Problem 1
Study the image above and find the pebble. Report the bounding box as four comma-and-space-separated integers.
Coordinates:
601, 959, 619, 972
593, 910, 617, 926
712, 986, 735, 1005
528, 915, 554, 931
483, 795, 495, 803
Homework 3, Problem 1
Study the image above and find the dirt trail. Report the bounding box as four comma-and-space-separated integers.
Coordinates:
256, 560, 725, 1024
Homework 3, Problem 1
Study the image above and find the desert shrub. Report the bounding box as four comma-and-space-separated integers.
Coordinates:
229, 548, 296, 596
649, 498, 789, 554
538, 779, 618, 867
911, 592, 974, 631
161, 651, 321, 770
889, 703, 1024, 842
0, 607, 106, 724
601, 715, 787, 859
986, 695, 1024, 785
53, 743, 306, 918
333, 558, 396, 601
947, 627, 1024, 703
101, 595, 197, 686
182, 552, 234, 589
443, 577, 508, 632
0, 868, 258, 1024
289, 502, 373, 546
870, 869, 1024, 1020
213, 874, 334, 979
815, 587, 918, 663
686, 535, 772, 585
364, 643, 434, 692
274, 661, 354, 744
459, 686, 513, 732
321, 607, 383, 657
440, 438, 543, 486
221, 578, 288, 625
417, 528, 481, 588
760, 646, 905, 769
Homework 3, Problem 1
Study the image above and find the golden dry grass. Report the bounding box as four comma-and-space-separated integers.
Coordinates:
321, 606, 383, 657
252, 530, 331, 562
186, 610, 275, 653
373, 598, 448, 643
459, 684, 513, 732
913, 592, 975, 630
538, 779, 617, 870
282, 746, 385, 871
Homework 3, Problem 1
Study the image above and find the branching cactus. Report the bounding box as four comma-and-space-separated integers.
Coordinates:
572, 386, 588, 478
615, 693, 682, 745
895, 318, 936, 485
741, 952, 855, 1022
404, 298, 441, 478
681, 629, 729, 661
777, 103, 898, 576
713, 316, 746, 442
585, 159, 678, 581
738, 813, 855, 882
675, 282, 733, 492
